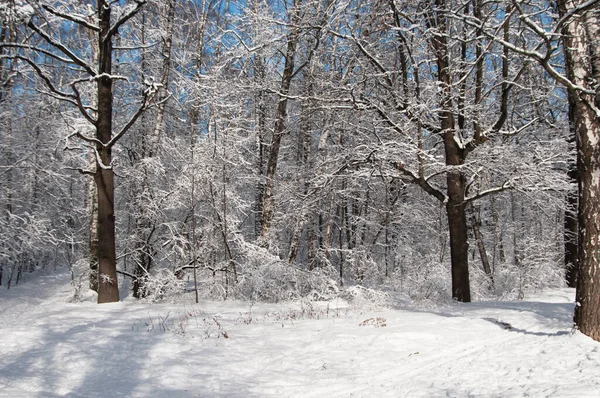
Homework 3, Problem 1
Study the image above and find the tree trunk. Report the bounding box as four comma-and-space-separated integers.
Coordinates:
470, 205, 493, 283
573, 97, 600, 340
431, 0, 471, 302
148, 0, 176, 157
308, 216, 318, 270
558, 0, 600, 340
84, 8, 100, 293
88, 173, 99, 292
288, 214, 305, 265
564, 185, 579, 287
446, 187, 471, 302
254, 53, 266, 239
491, 196, 505, 267
288, 75, 314, 264
260, 4, 301, 239
132, 0, 176, 299
564, 93, 579, 288
96, 2, 119, 303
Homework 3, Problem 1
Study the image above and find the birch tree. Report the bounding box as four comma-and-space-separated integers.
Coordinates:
470, 0, 600, 341
556, 0, 600, 341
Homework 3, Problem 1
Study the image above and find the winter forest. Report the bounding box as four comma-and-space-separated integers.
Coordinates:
1, 0, 600, 351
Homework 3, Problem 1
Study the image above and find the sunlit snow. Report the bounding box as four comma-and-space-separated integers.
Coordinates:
1, 270, 599, 397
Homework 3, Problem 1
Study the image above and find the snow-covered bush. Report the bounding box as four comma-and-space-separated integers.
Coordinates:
339, 285, 391, 310
234, 261, 339, 302
139, 269, 186, 302
183, 241, 340, 303
387, 253, 453, 305
345, 249, 380, 285
489, 245, 565, 301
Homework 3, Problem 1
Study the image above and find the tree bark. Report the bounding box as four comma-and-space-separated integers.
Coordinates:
430, 0, 471, 302
557, 0, 600, 340
96, 2, 119, 303
260, 1, 301, 240
573, 94, 600, 340
564, 91, 579, 288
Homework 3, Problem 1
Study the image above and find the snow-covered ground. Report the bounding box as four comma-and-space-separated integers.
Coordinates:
1, 271, 599, 397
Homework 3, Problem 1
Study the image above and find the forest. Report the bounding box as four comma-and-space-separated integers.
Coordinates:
1, 0, 599, 342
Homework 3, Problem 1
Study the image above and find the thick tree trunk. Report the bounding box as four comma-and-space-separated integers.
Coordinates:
96, 2, 119, 303
258, 2, 315, 244
567, 8, 600, 341
573, 97, 600, 339
573, 103, 600, 338
84, 10, 100, 293
95, 150, 118, 303
431, 0, 471, 302
558, 0, 600, 340
446, 177, 471, 302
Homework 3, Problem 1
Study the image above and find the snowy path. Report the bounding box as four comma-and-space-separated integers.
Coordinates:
1, 272, 599, 397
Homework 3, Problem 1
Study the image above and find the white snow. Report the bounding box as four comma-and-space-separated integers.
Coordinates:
1, 271, 600, 397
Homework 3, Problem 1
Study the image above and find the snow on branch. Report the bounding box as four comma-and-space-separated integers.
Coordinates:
40, 3, 99, 32
465, 180, 514, 203
463, 6, 595, 97
393, 160, 447, 203
105, 80, 159, 149
497, 118, 540, 138
62, 166, 95, 177
93, 148, 112, 170
1, 71, 16, 88
5, 55, 75, 100
68, 131, 104, 148
104, 0, 147, 42
551, 0, 600, 35
26, 20, 96, 76
0, 1, 35, 23
220, 29, 270, 53
90, 73, 129, 83
0, 43, 74, 65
